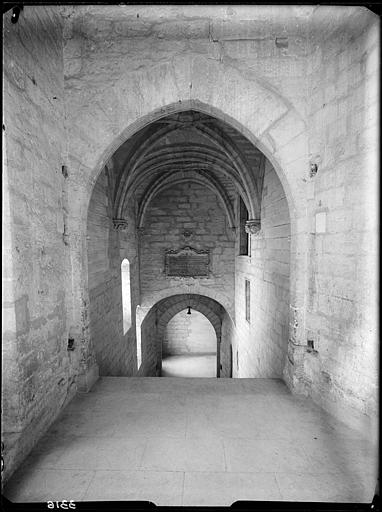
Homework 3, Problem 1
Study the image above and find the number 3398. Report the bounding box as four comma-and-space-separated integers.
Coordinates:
47, 501, 76, 509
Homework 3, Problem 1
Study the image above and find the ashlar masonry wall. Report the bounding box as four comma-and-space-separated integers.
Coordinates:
139, 182, 235, 313
87, 167, 140, 375
235, 162, 290, 378
139, 306, 158, 376
221, 312, 234, 378
296, 9, 379, 437
2, 6, 75, 484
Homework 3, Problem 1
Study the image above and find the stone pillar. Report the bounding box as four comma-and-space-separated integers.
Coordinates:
66, 170, 99, 392
283, 212, 310, 395
216, 334, 221, 378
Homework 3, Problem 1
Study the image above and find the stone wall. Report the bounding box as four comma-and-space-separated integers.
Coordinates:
163, 309, 216, 356
140, 182, 235, 312
235, 162, 290, 377
289, 10, 379, 438
2, 6, 75, 483
220, 312, 234, 378
87, 167, 140, 375
139, 307, 158, 377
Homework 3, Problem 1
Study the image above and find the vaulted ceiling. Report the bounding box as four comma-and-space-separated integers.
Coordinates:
109, 110, 267, 228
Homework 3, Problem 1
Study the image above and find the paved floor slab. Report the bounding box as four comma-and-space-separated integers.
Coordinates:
4, 377, 377, 505
161, 353, 216, 377
183, 471, 282, 505
83, 470, 184, 505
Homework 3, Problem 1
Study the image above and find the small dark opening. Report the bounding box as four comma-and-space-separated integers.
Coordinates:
239, 197, 249, 255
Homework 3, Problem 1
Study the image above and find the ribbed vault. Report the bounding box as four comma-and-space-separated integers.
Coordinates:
137, 170, 235, 229
110, 110, 266, 228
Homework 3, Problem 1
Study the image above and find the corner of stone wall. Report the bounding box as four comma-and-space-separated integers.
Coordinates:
283, 346, 311, 397
77, 362, 99, 392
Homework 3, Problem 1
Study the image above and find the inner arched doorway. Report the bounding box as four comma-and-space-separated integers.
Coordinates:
162, 308, 217, 377
139, 294, 234, 378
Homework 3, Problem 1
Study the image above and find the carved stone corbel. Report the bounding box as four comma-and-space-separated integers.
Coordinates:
112, 218, 128, 231
182, 230, 193, 241
245, 219, 261, 235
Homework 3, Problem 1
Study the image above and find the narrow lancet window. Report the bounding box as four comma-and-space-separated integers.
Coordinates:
245, 279, 250, 323
239, 197, 249, 255
121, 259, 131, 334
136, 305, 142, 370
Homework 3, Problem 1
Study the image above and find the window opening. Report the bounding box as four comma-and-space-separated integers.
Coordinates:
121, 259, 131, 334
136, 305, 142, 370
239, 197, 249, 255
245, 279, 250, 323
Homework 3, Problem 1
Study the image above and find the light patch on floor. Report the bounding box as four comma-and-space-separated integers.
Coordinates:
161, 353, 216, 377
4, 377, 377, 506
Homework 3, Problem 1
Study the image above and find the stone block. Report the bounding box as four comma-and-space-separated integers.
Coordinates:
315, 212, 326, 233
64, 58, 82, 77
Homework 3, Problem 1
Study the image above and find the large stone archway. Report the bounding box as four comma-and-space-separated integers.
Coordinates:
70, 57, 307, 391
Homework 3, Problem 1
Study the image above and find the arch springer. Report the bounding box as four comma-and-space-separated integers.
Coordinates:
245, 219, 261, 235
112, 218, 129, 231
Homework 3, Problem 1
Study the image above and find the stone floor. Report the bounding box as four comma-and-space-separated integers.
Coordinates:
4, 377, 377, 506
161, 353, 216, 377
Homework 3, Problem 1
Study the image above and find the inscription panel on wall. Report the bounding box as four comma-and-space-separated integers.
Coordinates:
165, 246, 210, 277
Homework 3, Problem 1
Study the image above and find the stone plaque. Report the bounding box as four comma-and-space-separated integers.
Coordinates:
165, 246, 209, 277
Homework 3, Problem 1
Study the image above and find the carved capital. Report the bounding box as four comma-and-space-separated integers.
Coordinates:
245, 219, 261, 235
112, 218, 128, 231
